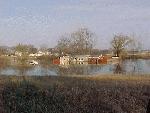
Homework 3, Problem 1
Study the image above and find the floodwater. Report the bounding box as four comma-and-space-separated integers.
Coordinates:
0, 59, 150, 76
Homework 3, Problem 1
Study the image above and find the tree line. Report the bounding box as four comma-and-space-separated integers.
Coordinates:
57, 28, 141, 57
0, 27, 141, 58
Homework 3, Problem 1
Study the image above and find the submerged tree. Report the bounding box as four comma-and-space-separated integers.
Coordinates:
111, 34, 132, 57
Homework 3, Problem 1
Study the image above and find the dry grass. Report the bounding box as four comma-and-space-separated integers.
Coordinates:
87, 74, 150, 82
1, 75, 150, 113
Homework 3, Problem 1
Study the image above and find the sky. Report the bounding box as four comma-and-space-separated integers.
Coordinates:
0, 0, 150, 49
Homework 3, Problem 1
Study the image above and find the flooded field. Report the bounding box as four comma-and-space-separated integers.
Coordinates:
0, 59, 150, 76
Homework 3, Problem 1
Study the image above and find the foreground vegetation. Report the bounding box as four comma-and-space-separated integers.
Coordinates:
0, 75, 150, 113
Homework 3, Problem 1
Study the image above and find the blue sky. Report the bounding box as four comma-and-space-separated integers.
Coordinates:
0, 0, 150, 49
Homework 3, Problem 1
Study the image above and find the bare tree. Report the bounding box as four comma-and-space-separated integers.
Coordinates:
14, 44, 29, 54
56, 35, 71, 55
0, 47, 8, 55
127, 39, 142, 52
56, 28, 96, 55
27, 45, 38, 54
71, 28, 95, 55
111, 34, 132, 57
39, 44, 48, 52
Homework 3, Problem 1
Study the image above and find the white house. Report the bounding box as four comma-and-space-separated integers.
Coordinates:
73, 55, 90, 62
29, 51, 48, 57
29, 53, 36, 57
60, 56, 70, 65
36, 51, 45, 56
15, 51, 22, 56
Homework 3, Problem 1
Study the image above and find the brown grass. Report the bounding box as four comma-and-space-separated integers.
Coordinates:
1, 75, 150, 113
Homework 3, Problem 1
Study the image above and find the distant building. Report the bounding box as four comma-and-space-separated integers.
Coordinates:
140, 50, 150, 55
60, 56, 70, 65
15, 51, 22, 56
55, 54, 108, 66
29, 51, 51, 57
29, 53, 36, 57
88, 56, 100, 64
73, 55, 90, 62
36, 51, 46, 56
88, 55, 108, 64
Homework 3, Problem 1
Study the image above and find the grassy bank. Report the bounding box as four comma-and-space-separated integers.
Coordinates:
0, 75, 150, 113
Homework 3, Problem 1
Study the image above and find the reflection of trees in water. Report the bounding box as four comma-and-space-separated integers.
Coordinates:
43, 59, 149, 75
0, 57, 9, 74
113, 61, 126, 74
56, 65, 103, 76
56, 65, 85, 76
114, 63, 124, 74
145, 60, 150, 67
129, 59, 142, 74
114, 59, 143, 75
40, 64, 49, 76
14, 65, 33, 76
40, 64, 57, 76
14, 53, 33, 76
114, 63, 123, 74
88, 65, 102, 74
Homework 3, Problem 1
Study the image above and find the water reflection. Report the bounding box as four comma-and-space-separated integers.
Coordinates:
0, 59, 150, 76
113, 59, 150, 75
0, 57, 9, 74
15, 65, 34, 76
114, 63, 123, 74
26, 66, 57, 76
57, 64, 98, 76
122, 59, 144, 74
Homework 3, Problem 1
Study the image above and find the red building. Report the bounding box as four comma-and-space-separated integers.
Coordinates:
53, 58, 60, 65
88, 55, 108, 64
